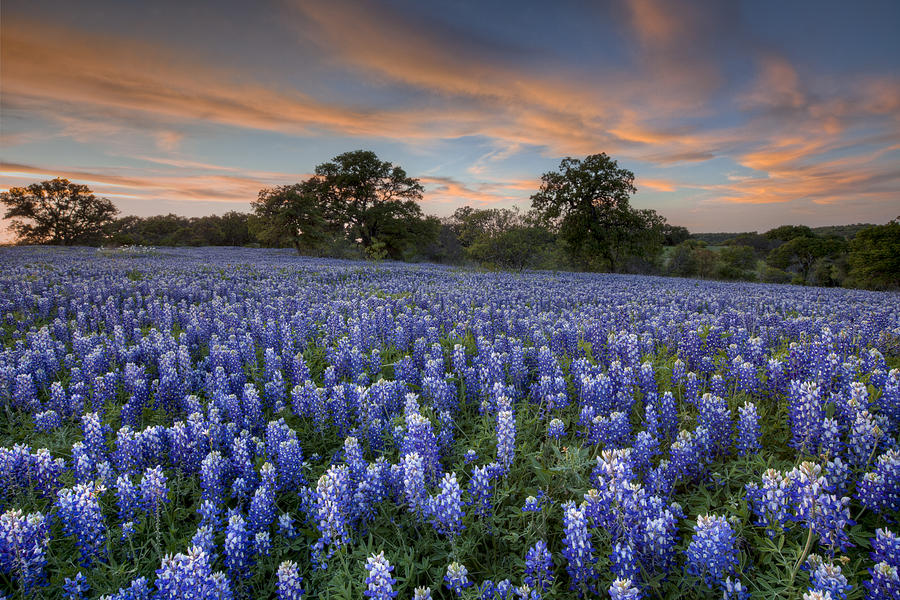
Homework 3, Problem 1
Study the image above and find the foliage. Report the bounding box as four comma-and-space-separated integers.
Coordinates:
109, 212, 254, 247
314, 150, 430, 258
847, 218, 900, 289
250, 183, 331, 254
764, 225, 814, 242
1, 178, 118, 245
767, 236, 847, 284
530, 153, 665, 272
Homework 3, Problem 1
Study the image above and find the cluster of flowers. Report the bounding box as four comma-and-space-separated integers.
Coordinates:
0, 246, 898, 598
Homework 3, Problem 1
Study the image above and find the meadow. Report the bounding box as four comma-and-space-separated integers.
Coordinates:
1, 246, 898, 600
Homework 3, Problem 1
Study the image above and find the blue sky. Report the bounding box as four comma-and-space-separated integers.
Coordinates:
2, 0, 899, 240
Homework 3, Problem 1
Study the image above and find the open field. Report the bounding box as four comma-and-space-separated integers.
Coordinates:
1, 246, 899, 599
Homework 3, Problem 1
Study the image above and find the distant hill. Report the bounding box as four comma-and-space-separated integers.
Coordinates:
810, 224, 874, 239
691, 223, 875, 245
690, 232, 753, 245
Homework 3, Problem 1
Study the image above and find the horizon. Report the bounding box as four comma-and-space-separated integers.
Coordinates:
2, 0, 899, 243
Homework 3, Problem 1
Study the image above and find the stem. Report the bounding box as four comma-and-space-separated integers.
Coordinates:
789, 525, 814, 586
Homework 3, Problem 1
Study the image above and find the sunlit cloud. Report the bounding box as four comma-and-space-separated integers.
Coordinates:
1, 0, 898, 233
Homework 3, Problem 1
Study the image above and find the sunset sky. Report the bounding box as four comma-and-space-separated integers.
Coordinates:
2, 0, 899, 239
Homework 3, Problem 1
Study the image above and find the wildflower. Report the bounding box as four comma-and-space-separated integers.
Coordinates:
364, 552, 398, 600
685, 514, 739, 588
561, 501, 596, 595
444, 562, 473, 596
277, 560, 305, 600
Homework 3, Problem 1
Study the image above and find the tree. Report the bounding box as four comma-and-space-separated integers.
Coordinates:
1, 178, 118, 245
314, 150, 427, 256
767, 235, 846, 283
468, 225, 555, 271
662, 224, 690, 246
530, 153, 664, 272
847, 218, 900, 289
765, 225, 813, 242
250, 181, 329, 253
448, 206, 521, 248
715, 245, 758, 280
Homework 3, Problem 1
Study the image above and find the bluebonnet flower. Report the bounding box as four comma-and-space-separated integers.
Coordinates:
871, 528, 900, 566
685, 514, 739, 588
736, 401, 761, 456
254, 531, 271, 557
428, 472, 465, 537
611, 541, 640, 582
364, 551, 398, 600
277, 560, 305, 600
722, 577, 750, 600
444, 562, 473, 596
641, 505, 681, 572
847, 410, 881, 469
468, 464, 495, 519
63, 572, 90, 600
140, 465, 169, 517
788, 462, 854, 554
863, 562, 899, 600
33, 409, 62, 432
413, 587, 432, 600
313, 464, 352, 563
547, 418, 566, 439
115, 475, 140, 523
200, 451, 230, 506
224, 513, 251, 584
522, 495, 542, 512
249, 464, 277, 534
121, 520, 136, 542
524, 540, 554, 592
155, 546, 233, 600
464, 449, 478, 464
697, 394, 732, 455
496, 400, 516, 473
788, 381, 824, 454
56, 483, 107, 566
608, 578, 641, 600
0, 509, 50, 595
191, 525, 217, 562
561, 501, 596, 596
805, 555, 851, 600
401, 452, 429, 515
402, 410, 442, 484
745, 468, 791, 535
278, 513, 297, 539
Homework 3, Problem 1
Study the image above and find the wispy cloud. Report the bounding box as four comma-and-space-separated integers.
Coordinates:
2, 1, 898, 232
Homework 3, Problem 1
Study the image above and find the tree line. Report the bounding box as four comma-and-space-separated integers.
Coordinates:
2, 150, 898, 289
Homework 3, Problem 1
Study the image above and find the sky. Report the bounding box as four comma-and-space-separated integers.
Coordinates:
2, 0, 899, 241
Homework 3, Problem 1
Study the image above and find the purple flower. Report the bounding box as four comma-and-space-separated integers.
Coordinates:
444, 562, 472, 596
364, 551, 398, 600
524, 540, 554, 592
277, 560, 305, 600
685, 514, 739, 588
561, 501, 596, 596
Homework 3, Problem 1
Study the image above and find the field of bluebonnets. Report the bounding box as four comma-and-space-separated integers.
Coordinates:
1, 246, 899, 600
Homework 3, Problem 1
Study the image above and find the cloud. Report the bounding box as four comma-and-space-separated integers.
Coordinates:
420, 176, 534, 211
2, 3, 898, 228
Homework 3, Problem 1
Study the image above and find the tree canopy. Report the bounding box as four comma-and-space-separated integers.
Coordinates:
249, 150, 434, 259
847, 218, 900, 289
314, 150, 427, 257
250, 182, 330, 254
1, 178, 118, 245
530, 153, 664, 272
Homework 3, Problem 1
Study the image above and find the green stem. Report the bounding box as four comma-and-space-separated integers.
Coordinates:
788, 525, 814, 586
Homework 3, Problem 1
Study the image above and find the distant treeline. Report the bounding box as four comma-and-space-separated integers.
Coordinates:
98, 211, 899, 290
3, 151, 898, 290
